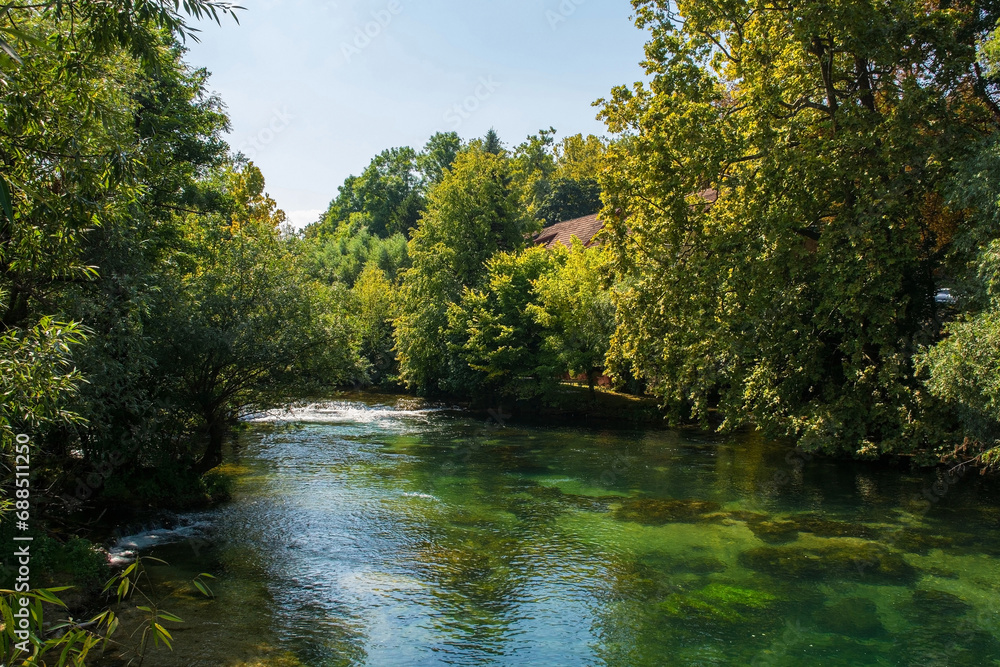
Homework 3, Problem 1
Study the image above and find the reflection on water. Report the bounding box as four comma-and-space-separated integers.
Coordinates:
117, 398, 1000, 666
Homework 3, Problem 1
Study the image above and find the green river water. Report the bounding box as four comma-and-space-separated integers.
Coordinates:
110, 397, 1000, 666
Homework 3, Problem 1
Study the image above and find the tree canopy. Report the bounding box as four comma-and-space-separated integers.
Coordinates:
598, 0, 1000, 457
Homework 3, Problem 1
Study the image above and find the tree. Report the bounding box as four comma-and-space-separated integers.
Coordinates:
448, 247, 558, 399
418, 131, 463, 186
536, 178, 603, 225
483, 128, 504, 155
315, 146, 424, 239
304, 214, 409, 286
554, 133, 607, 182
529, 239, 615, 397
395, 146, 536, 393
599, 0, 1000, 457
154, 164, 360, 473
917, 88, 1000, 469
351, 264, 400, 387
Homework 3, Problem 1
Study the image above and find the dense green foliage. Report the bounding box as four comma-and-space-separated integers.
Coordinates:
0, 0, 358, 551
305, 127, 613, 397
6, 0, 1000, 660
597, 0, 1000, 460
394, 146, 537, 394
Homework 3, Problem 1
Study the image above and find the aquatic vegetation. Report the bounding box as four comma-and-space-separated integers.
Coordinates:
812, 597, 886, 637
739, 541, 918, 584
741, 513, 878, 544
612, 497, 722, 525
659, 583, 780, 626
892, 529, 956, 555
106, 408, 1000, 665
909, 588, 972, 617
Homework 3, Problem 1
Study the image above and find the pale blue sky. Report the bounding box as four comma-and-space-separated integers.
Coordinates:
185, 0, 649, 227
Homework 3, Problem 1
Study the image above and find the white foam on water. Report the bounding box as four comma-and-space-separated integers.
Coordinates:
402, 492, 439, 501
245, 401, 443, 425
107, 515, 214, 566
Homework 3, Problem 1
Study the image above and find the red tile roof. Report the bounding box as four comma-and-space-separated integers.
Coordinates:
533, 213, 604, 249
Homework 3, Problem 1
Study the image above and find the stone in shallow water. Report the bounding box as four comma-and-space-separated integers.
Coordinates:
812, 597, 886, 638
612, 498, 723, 525
738, 541, 918, 584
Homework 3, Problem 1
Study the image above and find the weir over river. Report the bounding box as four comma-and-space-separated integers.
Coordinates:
108, 397, 1000, 666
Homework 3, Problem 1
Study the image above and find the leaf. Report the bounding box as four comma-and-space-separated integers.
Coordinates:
158, 611, 183, 623
153, 623, 173, 650
0, 177, 14, 221
191, 579, 212, 597
0, 37, 21, 65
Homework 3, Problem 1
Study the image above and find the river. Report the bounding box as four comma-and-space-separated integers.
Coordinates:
104, 396, 1000, 666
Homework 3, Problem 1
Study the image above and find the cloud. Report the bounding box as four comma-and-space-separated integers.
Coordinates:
286, 209, 324, 229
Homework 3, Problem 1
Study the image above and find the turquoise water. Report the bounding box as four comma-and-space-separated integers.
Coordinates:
119, 398, 1000, 666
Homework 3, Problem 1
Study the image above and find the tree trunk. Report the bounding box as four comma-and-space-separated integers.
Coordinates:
194, 416, 227, 475
588, 370, 597, 400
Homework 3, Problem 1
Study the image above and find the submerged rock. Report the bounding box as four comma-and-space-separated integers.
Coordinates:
613, 498, 723, 525
738, 541, 917, 584
813, 597, 886, 637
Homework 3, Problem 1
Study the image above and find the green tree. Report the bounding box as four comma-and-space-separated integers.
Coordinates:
418, 131, 463, 186
351, 264, 400, 387
316, 146, 424, 239
529, 239, 615, 396
449, 247, 558, 399
305, 214, 409, 286
599, 0, 999, 457
536, 177, 602, 225
553, 133, 607, 182
154, 164, 360, 473
395, 147, 536, 393
917, 109, 1000, 469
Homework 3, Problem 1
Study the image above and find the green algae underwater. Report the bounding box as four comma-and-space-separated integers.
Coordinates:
107, 399, 1000, 666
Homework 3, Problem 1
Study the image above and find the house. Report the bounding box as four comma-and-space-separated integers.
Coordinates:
533, 213, 604, 249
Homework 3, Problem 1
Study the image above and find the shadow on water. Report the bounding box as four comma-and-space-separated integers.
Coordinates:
103, 398, 1000, 666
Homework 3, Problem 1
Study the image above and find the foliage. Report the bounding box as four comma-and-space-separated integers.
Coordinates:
528, 240, 615, 394
598, 0, 1000, 456
918, 130, 1000, 468
34, 536, 109, 591
0, 556, 213, 666
512, 130, 607, 225
395, 146, 537, 393
553, 133, 607, 182
152, 164, 361, 472
351, 264, 400, 387
417, 132, 463, 187
318, 147, 424, 239
0, 315, 85, 453
535, 177, 602, 226
448, 247, 558, 399
304, 214, 409, 286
